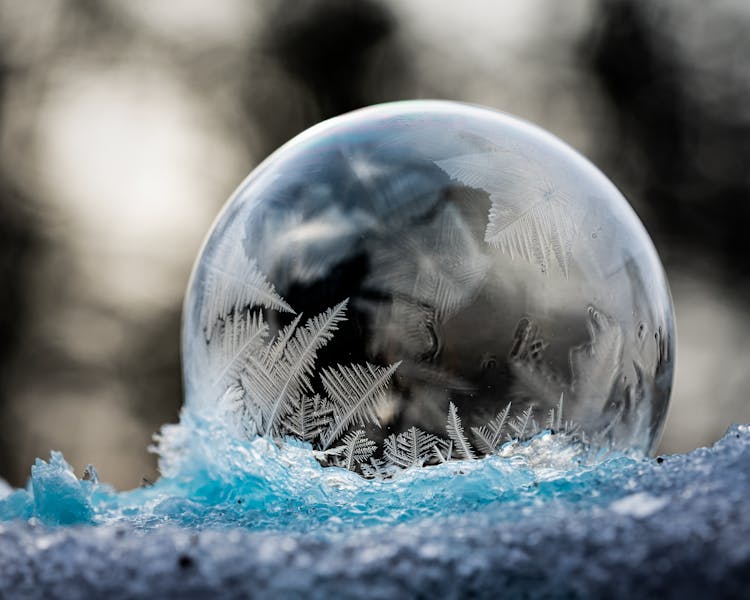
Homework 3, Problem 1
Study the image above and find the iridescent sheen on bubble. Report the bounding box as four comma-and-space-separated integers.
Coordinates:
182, 101, 674, 471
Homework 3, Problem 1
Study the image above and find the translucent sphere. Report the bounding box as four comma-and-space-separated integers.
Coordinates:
183, 101, 674, 472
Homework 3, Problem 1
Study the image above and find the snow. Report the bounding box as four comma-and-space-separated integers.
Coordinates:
0, 422, 748, 598
0, 478, 11, 499
609, 492, 669, 518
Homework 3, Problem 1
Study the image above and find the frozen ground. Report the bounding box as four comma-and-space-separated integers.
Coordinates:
1, 422, 749, 598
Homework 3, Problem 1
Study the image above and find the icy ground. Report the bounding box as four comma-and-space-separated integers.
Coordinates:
1, 421, 749, 598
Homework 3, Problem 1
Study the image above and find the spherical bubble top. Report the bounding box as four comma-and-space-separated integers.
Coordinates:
183, 101, 674, 474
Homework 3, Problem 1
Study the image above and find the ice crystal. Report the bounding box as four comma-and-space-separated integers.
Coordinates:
436, 149, 579, 276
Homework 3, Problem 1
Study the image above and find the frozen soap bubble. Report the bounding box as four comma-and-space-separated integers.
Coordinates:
182, 101, 674, 475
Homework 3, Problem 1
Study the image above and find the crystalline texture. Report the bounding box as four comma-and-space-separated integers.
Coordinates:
1, 426, 749, 598
182, 101, 675, 471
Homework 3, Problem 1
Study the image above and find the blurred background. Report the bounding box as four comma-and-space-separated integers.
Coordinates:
0, 0, 748, 489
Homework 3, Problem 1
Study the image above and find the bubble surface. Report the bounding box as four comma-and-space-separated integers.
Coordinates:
183, 100, 674, 469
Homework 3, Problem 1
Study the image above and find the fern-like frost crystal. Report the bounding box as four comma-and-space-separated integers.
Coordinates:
320, 361, 401, 449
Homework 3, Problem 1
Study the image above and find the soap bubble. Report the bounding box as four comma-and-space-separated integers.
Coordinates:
183, 101, 674, 473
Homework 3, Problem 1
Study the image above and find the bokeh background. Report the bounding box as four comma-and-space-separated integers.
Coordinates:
1, 0, 749, 489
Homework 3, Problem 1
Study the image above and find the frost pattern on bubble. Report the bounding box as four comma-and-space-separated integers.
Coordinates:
436, 147, 579, 276
182, 101, 675, 475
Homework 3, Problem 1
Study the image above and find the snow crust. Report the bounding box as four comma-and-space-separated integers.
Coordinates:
1, 418, 748, 598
